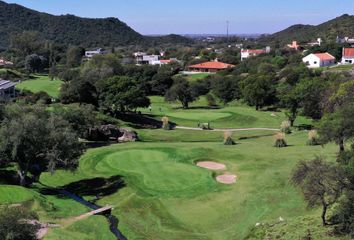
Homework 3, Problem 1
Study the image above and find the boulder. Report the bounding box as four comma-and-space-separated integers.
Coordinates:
118, 129, 139, 142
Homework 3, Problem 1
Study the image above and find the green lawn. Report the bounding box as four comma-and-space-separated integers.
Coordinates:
16, 75, 63, 98
185, 73, 211, 81
0, 98, 345, 239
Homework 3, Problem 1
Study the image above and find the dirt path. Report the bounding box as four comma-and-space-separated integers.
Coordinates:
175, 126, 280, 132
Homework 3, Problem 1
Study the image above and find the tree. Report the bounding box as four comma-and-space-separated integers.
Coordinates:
60, 77, 98, 106
211, 76, 239, 105
292, 157, 346, 226
66, 46, 84, 67
241, 74, 276, 110
0, 206, 39, 240
277, 82, 301, 126
52, 104, 98, 139
318, 104, 354, 153
0, 104, 83, 186
10, 31, 43, 57
165, 77, 196, 109
25, 54, 47, 73
98, 76, 150, 113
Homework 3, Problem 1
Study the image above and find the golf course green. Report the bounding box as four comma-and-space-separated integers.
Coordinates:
0, 97, 345, 239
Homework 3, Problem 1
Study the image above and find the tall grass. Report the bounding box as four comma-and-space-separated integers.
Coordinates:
274, 132, 287, 148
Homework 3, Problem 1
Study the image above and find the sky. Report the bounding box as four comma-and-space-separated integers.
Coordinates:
3, 0, 354, 35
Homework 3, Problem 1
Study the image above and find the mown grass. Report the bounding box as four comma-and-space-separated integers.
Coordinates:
16, 75, 63, 98
0, 98, 344, 239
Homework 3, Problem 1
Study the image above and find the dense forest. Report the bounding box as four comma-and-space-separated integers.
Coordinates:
0, 1, 191, 49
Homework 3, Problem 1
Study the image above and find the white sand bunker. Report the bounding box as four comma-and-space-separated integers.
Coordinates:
216, 174, 237, 184
196, 161, 226, 170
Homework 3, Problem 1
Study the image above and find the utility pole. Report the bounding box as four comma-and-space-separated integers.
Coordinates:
226, 20, 229, 39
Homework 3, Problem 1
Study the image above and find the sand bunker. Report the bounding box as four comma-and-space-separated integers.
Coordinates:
196, 161, 226, 170
216, 174, 237, 184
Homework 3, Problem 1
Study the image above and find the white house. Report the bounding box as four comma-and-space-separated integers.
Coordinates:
302, 53, 336, 68
85, 48, 105, 58
240, 47, 270, 61
341, 48, 354, 64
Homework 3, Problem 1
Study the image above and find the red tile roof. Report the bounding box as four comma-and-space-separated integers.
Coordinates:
313, 53, 335, 61
160, 60, 172, 64
343, 48, 354, 57
188, 61, 235, 70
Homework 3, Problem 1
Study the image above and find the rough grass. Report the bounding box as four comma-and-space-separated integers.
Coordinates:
16, 75, 63, 98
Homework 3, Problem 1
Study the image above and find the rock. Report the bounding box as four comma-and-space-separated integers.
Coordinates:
279, 216, 284, 222
255, 222, 261, 227
118, 129, 139, 142
88, 124, 121, 141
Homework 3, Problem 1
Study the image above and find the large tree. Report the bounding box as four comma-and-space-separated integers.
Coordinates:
241, 74, 276, 110
211, 76, 239, 105
98, 76, 150, 113
0, 104, 83, 186
292, 157, 347, 226
318, 104, 354, 153
165, 77, 196, 109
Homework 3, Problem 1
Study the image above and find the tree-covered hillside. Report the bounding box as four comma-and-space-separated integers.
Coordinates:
262, 14, 354, 45
0, 1, 191, 49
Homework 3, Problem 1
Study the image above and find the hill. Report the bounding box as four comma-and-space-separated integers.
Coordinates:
262, 14, 354, 45
0, 1, 191, 49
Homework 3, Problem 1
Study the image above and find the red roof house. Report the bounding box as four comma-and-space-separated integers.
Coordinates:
188, 61, 235, 73
342, 48, 354, 64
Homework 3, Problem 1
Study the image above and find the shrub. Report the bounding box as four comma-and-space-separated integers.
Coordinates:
224, 131, 236, 145
307, 130, 320, 146
161, 116, 171, 130
274, 132, 287, 148
280, 120, 292, 134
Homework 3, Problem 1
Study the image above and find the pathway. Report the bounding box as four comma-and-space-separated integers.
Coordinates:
175, 126, 280, 132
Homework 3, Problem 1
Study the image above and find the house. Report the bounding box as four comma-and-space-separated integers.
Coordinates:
307, 38, 322, 47
341, 48, 354, 64
302, 53, 336, 68
241, 47, 270, 61
188, 61, 234, 73
336, 36, 354, 45
85, 48, 105, 58
287, 41, 300, 50
0, 80, 16, 101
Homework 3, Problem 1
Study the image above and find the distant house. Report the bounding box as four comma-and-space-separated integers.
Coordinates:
287, 41, 300, 50
336, 36, 354, 45
307, 38, 322, 47
302, 53, 336, 68
188, 61, 234, 73
85, 48, 105, 58
241, 47, 270, 61
0, 80, 16, 101
341, 48, 354, 64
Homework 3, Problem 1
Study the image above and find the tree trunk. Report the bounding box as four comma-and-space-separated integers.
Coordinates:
17, 170, 27, 186
290, 118, 295, 127
321, 203, 328, 226
339, 138, 345, 153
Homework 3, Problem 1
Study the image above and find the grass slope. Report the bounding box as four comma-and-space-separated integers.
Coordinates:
16, 75, 63, 98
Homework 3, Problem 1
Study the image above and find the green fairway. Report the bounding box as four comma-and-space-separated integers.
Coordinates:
0, 97, 343, 239
139, 96, 311, 128
16, 75, 63, 98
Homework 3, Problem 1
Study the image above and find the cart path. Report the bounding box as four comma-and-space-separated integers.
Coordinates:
175, 126, 280, 132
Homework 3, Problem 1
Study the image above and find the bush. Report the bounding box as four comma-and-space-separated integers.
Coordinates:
224, 131, 236, 145
307, 130, 320, 146
161, 116, 171, 130
274, 133, 287, 148
280, 120, 292, 134
0, 205, 39, 240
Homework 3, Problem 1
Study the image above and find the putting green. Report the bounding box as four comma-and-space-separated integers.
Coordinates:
168, 111, 231, 121
95, 149, 218, 197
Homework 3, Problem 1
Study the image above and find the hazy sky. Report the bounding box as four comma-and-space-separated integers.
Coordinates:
3, 0, 354, 35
